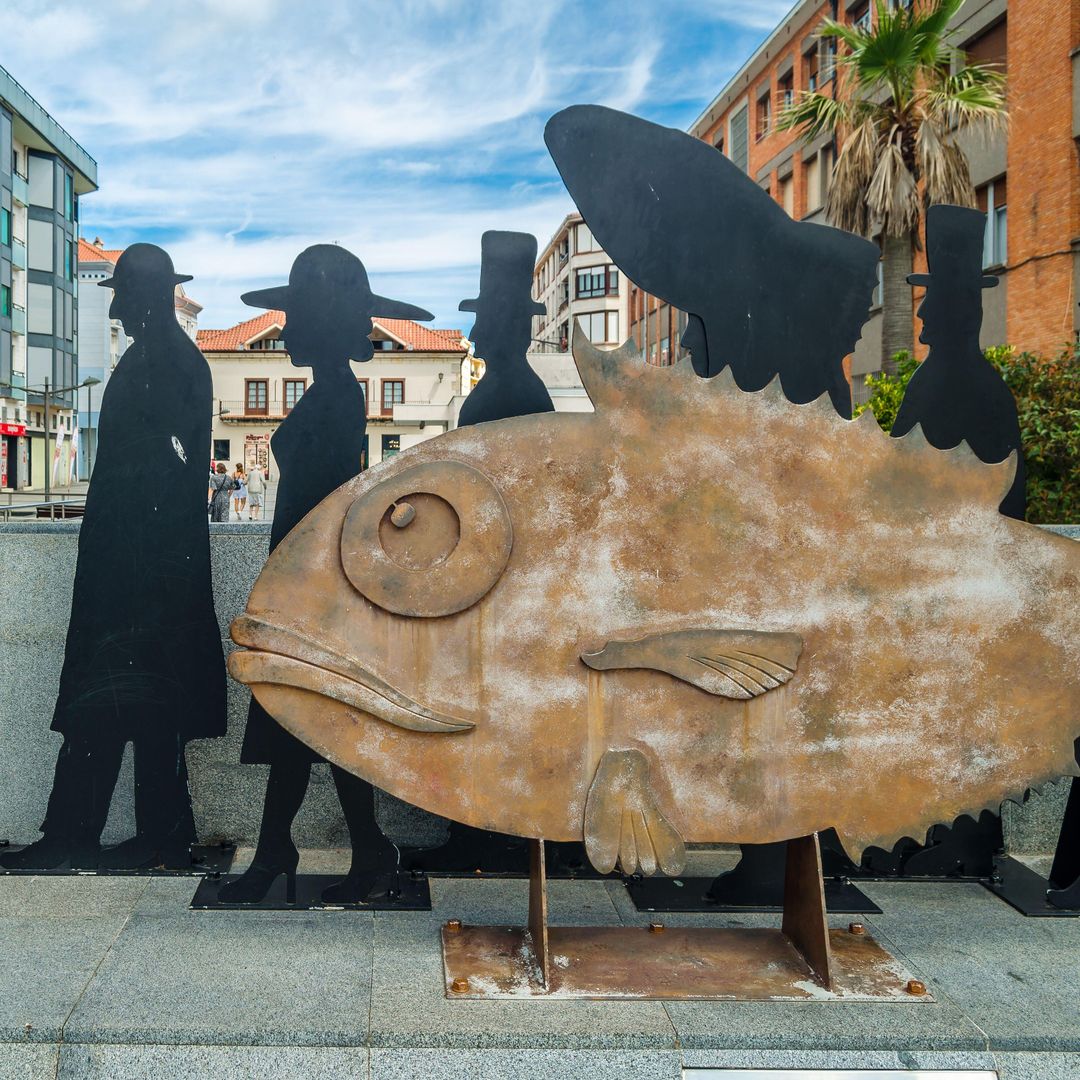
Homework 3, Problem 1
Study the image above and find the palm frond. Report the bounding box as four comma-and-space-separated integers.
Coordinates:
923, 63, 1009, 136
917, 121, 976, 207
827, 117, 883, 236
776, 90, 853, 140
910, 0, 966, 67
866, 127, 920, 237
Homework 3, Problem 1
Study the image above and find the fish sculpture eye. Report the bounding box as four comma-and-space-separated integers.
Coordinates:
340, 459, 513, 618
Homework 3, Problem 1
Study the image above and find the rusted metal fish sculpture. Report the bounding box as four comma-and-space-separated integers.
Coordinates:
228, 328, 1080, 876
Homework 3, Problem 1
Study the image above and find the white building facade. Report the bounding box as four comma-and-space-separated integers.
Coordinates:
198, 311, 469, 477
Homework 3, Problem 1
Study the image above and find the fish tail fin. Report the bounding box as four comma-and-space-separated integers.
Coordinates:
584, 748, 685, 877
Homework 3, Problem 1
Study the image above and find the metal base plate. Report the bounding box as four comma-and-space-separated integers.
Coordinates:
404, 841, 609, 880
982, 856, 1080, 918
441, 924, 930, 1001
190, 870, 431, 911
625, 875, 881, 914
0, 842, 235, 877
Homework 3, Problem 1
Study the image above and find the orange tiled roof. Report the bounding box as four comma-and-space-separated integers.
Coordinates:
197, 312, 466, 354
78, 237, 123, 265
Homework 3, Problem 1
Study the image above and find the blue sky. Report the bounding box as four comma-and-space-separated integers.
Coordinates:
6, 0, 792, 331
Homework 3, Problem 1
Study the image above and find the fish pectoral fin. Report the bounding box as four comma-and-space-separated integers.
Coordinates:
581, 628, 803, 700
583, 749, 685, 877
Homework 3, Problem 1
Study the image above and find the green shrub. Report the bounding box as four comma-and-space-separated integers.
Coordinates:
851, 350, 918, 432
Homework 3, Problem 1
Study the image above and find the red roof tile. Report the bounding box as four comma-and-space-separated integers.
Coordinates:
78, 237, 123, 265
197, 312, 466, 354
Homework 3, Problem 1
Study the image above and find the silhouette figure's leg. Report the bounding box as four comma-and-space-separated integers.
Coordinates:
218, 758, 308, 903
321, 765, 397, 903
1, 734, 124, 870
99, 729, 197, 870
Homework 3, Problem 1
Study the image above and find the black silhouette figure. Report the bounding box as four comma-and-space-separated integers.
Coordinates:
219, 245, 433, 905
1, 245, 226, 872
544, 104, 880, 416
412, 231, 556, 875
894, 204, 1026, 517
457, 231, 553, 426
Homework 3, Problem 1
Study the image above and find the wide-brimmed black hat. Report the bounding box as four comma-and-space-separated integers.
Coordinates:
908, 204, 999, 290
459, 231, 546, 317
242, 244, 433, 320
99, 243, 192, 289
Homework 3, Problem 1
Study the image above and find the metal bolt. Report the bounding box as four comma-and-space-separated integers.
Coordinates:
445, 919, 462, 934
648, 921, 665, 934
390, 501, 415, 528
848, 921, 865, 935
905, 979, 927, 996
450, 976, 471, 994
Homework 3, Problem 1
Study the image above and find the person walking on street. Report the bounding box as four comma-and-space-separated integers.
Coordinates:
208, 462, 234, 522
232, 464, 247, 521
246, 463, 265, 520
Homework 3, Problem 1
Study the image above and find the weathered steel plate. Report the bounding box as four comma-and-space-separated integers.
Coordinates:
230, 328, 1080, 873
440, 924, 931, 1001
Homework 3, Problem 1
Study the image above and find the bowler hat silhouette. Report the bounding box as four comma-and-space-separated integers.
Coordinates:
242, 244, 433, 321
99, 243, 193, 289
459, 231, 546, 318
908, 205, 999, 290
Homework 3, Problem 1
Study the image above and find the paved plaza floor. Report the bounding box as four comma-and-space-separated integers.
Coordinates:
1, 854, 1078, 1079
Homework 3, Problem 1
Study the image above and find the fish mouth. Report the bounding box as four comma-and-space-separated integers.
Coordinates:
228, 614, 474, 734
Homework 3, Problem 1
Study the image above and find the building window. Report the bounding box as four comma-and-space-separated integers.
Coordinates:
283, 378, 306, 413
777, 71, 794, 111
576, 266, 619, 299
64, 173, 73, 221
245, 379, 268, 416
978, 177, 1007, 268
382, 434, 400, 459
756, 89, 771, 141
575, 222, 601, 254
64, 239, 73, 281
660, 336, 670, 364
851, 1, 871, 32
820, 38, 837, 83
371, 338, 395, 351
0, 208, 10, 245
805, 153, 822, 213
965, 18, 1007, 74
357, 377, 370, 416
779, 174, 794, 217
729, 104, 749, 173
713, 133, 724, 155
250, 336, 286, 351
0, 284, 9, 318
805, 46, 819, 92
871, 254, 884, 308
579, 310, 619, 343
381, 378, 404, 416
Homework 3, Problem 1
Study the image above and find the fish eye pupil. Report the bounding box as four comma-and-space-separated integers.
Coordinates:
390, 501, 416, 529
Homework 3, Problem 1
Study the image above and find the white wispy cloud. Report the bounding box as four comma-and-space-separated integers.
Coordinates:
5, 0, 777, 328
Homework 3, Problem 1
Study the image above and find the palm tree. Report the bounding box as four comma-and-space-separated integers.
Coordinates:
777, 0, 1007, 373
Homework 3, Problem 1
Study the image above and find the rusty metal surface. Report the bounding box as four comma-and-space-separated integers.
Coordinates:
781, 834, 832, 988
439, 923, 931, 1001
229, 326, 1080, 869
527, 839, 550, 986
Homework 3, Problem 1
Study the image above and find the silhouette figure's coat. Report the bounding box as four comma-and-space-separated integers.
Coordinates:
457, 231, 553, 426
894, 204, 1026, 519
220, 244, 433, 904
544, 104, 879, 416
1, 244, 225, 871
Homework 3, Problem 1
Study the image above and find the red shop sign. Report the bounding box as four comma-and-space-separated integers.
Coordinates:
0, 423, 26, 437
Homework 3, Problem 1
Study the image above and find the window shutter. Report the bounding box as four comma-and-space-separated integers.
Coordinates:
730, 105, 749, 174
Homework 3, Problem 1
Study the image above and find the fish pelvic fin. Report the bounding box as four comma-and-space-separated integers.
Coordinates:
584, 748, 685, 877
581, 628, 803, 700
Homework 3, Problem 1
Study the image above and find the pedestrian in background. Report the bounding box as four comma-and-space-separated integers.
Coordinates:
208, 462, 233, 522
232, 463, 247, 520
246, 463, 265, 521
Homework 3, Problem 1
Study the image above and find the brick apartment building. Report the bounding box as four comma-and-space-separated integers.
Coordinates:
629, 0, 1080, 402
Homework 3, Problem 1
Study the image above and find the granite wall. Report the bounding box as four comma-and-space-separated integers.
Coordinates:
1, 521, 1076, 853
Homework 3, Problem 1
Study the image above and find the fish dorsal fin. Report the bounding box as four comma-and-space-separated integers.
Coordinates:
581, 628, 803, 700
572, 321, 695, 410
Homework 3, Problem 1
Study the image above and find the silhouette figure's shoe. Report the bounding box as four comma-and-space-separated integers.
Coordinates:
0, 836, 100, 871
218, 846, 299, 904
320, 865, 387, 904
97, 834, 193, 872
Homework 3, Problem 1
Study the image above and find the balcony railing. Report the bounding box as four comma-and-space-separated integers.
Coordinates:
11, 238, 26, 271
218, 398, 298, 420
11, 304, 26, 336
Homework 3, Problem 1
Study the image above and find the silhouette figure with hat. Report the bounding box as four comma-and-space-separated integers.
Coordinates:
2, 244, 226, 871
859, 205, 1027, 881
220, 244, 434, 904
894, 204, 1026, 519
457, 231, 553, 426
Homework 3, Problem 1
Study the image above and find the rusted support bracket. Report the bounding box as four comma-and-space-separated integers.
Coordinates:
528, 839, 550, 987
781, 832, 833, 988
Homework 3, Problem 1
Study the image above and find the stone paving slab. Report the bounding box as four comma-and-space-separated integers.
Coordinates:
369, 1047, 682, 1079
